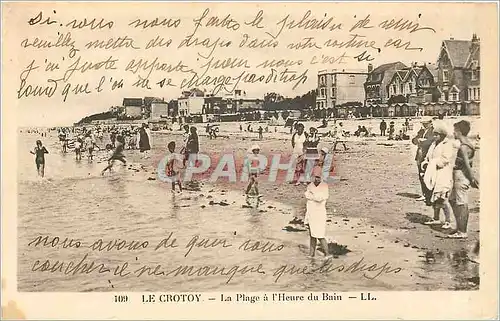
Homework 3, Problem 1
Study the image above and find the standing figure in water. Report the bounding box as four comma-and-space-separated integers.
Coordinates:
74, 136, 83, 161
30, 140, 49, 178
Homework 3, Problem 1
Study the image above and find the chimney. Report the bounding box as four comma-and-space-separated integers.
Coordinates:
470, 33, 480, 54
368, 63, 373, 73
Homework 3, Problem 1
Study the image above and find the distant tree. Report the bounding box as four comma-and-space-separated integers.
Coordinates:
264, 92, 285, 104
76, 111, 115, 125
263, 89, 316, 111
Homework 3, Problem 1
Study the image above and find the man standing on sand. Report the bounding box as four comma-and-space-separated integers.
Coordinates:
258, 126, 263, 140
412, 119, 435, 203
380, 119, 387, 136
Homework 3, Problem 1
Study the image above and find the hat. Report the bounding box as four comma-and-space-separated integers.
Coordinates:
312, 166, 323, 178
320, 147, 329, 154
432, 120, 449, 136
250, 144, 260, 151
421, 119, 432, 124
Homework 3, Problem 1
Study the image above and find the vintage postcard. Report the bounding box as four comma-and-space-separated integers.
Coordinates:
1, 1, 498, 319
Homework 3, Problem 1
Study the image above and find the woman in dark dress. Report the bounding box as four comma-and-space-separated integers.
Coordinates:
186, 126, 199, 169
138, 123, 151, 158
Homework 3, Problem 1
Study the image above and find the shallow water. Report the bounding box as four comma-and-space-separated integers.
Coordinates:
17, 131, 479, 292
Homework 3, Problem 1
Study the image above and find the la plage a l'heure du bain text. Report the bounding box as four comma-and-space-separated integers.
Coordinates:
134, 292, 377, 304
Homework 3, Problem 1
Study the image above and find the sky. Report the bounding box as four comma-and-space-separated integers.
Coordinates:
3, 2, 488, 127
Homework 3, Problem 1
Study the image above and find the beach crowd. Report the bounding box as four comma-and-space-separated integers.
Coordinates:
24, 115, 479, 258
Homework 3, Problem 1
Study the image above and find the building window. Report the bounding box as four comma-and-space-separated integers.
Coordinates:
443, 70, 449, 82
400, 84, 404, 94
349, 75, 355, 84
409, 83, 413, 93
468, 88, 472, 100
320, 88, 326, 97
477, 88, 480, 100
471, 69, 479, 81
331, 87, 336, 97
451, 92, 458, 101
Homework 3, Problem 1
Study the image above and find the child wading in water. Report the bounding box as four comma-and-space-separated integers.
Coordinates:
74, 136, 83, 161
101, 136, 127, 175
165, 141, 183, 193
30, 140, 49, 178
85, 133, 95, 161
245, 144, 264, 204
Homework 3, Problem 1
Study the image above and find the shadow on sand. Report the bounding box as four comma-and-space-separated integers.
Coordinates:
397, 192, 422, 199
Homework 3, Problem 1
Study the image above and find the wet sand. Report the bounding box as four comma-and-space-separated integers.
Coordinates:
154, 121, 480, 258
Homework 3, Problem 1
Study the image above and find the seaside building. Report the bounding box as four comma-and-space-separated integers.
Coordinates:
433, 34, 480, 115
203, 94, 227, 115
178, 88, 205, 116
224, 90, 263, 113
122, 98, 143, 118
415, 63, 440, 104
316, 69, 368, 117
387, 63, 422, 99
169, 88, 263, 121
384, 63, 442, 116
364, 62, 407, 117
150, 101, 169, 121
167, 100, 179, 117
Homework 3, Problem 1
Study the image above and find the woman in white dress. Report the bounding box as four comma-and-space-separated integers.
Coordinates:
304, 166, 331, 258
422, 120, 459, 230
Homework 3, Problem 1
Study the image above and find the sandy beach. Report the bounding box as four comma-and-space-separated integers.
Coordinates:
18, 117, 480, 291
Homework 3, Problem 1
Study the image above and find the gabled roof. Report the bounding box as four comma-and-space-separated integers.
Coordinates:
421, 63, 439, 80
395, 70, 409, 81
366, 62, 407, 84
441, 40, 472, 68
403, 67, 421, 82
123, 98, 143, 107
372, 62, 406, 74
465, 45, 480, 68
